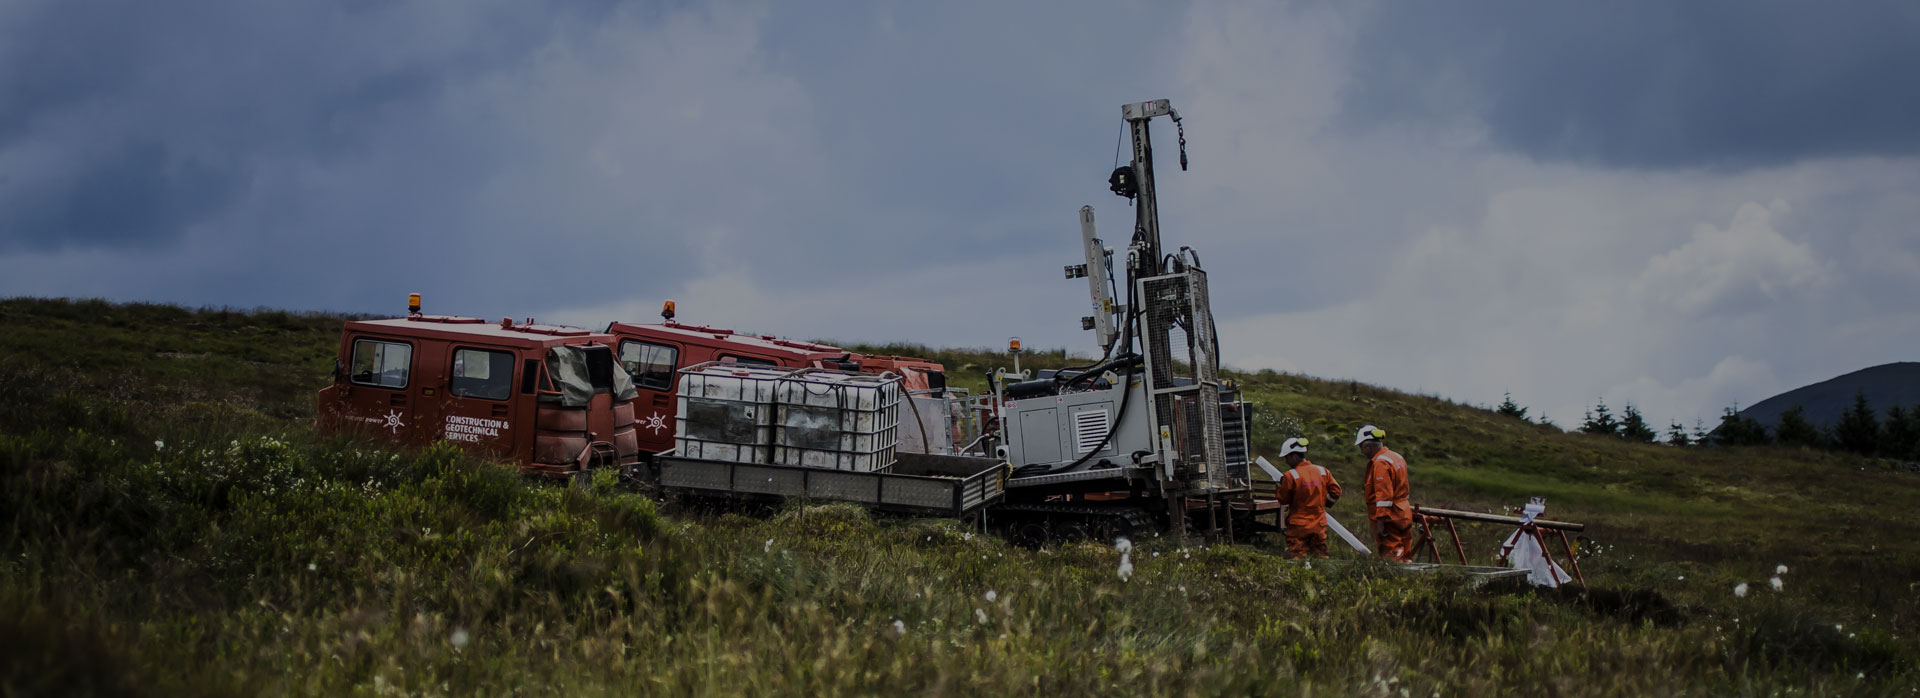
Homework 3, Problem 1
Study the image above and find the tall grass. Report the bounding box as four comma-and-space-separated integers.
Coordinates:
2, 299, 1916, 695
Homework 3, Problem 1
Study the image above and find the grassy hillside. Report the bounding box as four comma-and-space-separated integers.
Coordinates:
3, 298, 1916, 696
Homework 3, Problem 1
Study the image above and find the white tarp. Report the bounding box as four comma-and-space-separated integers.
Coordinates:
1503, 530, 1574, 587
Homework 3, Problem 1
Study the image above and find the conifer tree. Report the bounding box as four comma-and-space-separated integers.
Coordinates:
1831, 391, 1882, 455
1666, 421, 1692, 447
1620, 404, 1657, 443
1692, 419, 1709, 445
1581, 398, 1620, 437
1496, 392, 1529, 422
1714, 406, 1770, 446
1885, 404, 1919, 461
1773, 405, 1823, 448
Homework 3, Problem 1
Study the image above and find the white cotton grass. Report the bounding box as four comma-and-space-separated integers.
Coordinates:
1769, 576, 1784, 591
975, 608, 989, 624
984, 590, 997, 603
450, 628, 471, 649
1734, 582, 1749, 597
1776, 564, 1789, 575
1115, 537, 1135, 582
154, 440, 165, 451
891, 619, 907, 638
764, 539, 773, 553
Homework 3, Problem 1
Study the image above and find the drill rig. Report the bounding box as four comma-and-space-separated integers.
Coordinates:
981, 99, 1254, 541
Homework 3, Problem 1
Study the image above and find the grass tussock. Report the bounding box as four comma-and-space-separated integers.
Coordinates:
1, 298, 1915, 696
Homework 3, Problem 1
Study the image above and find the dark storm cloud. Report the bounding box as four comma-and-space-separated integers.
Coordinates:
0, 141, 244, 251
0, 0, 620, 254
1344, 1, 1920, 169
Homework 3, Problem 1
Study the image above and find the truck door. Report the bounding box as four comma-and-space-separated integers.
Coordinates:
441, 345, 519, 457
618, 338, 681, 454
345, 336, 417, 443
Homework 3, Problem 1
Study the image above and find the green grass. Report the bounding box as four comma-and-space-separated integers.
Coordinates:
3, 298, 1917, 696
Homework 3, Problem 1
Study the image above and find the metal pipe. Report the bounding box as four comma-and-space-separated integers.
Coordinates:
1414, 505, 1587, 532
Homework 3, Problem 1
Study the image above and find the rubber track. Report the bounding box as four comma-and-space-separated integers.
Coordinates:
992, 503, 1157, 531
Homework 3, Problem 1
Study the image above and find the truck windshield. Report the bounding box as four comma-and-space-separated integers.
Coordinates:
543, 344, 638, 407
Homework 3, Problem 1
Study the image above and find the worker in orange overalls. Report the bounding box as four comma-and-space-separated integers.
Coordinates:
1273, 437, 1342, 558
1356, 424, 1413, 562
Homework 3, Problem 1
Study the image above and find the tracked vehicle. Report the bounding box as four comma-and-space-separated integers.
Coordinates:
646, 99, 1258, 542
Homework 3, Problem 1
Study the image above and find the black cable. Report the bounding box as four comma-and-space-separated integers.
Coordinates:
1016, 268, 1144, 477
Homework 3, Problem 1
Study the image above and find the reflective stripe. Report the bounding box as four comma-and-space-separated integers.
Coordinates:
1315, 465, 1328, 476
1375, 501, 1392, 507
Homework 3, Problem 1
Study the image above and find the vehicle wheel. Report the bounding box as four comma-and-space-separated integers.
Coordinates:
1009, 520, 1051, 549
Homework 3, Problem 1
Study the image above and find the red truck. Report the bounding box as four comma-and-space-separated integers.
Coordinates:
316, 297, 641, 477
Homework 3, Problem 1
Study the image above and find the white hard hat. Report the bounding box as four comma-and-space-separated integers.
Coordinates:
1280, 437, 1309, 457
1354, 424, 1386, 446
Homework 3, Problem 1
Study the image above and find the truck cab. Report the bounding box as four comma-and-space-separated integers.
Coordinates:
317, 311, 641, 477
605, 315, 946, 456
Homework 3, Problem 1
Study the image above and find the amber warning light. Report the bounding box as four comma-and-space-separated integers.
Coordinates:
407, 293, 422, 315
1008, 337, 1022, 354
661, 299, 676, 321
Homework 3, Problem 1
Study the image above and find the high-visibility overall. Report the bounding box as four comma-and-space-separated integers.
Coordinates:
1364, 447, 1413, 561
1274, 460, 1342, 558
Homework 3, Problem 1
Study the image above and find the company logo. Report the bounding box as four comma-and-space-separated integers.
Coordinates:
382, 410, 406, 434
643, 412, 669, 435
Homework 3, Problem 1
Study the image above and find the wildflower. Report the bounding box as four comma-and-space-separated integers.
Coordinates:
891, 619, 907, 638
975, 608, 988, 624
1677, 575, 1685, 581
1734, 582, 1749, 597
1776, 564, 1789, 575
307, 562, 316, 572
1118, 557, 1133, 582
1769, 576, 1783, 591
154, 440, 165, 451
1114, 537, 1134, 555
450, 629, 471, 649
985, 590, 997, 602
1116, 537, 1135, 582
764, 539, 773, 553
1835, 624, 1844, 632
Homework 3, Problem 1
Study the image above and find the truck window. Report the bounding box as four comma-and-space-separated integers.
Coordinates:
451, 347, 515, 401
350, 339, 411, 389
547, 345, 640, 407
720, 354, 777, 368
618, 340, 679, 391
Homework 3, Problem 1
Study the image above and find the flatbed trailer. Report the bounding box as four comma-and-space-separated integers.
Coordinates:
653, 452, 1011, 519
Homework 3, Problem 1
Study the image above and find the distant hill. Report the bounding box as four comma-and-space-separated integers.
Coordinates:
1739, 362, 1920, 429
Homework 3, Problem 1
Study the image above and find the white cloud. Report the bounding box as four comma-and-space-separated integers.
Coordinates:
1630, 201, 1832, 318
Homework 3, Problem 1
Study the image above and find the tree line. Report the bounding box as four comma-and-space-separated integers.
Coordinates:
1494, 391, 1920, 460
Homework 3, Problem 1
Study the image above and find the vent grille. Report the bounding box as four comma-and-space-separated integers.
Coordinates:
1073, 409, 1111, 455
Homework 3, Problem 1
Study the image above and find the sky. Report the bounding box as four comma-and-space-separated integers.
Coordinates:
3, 0, 1917, 430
